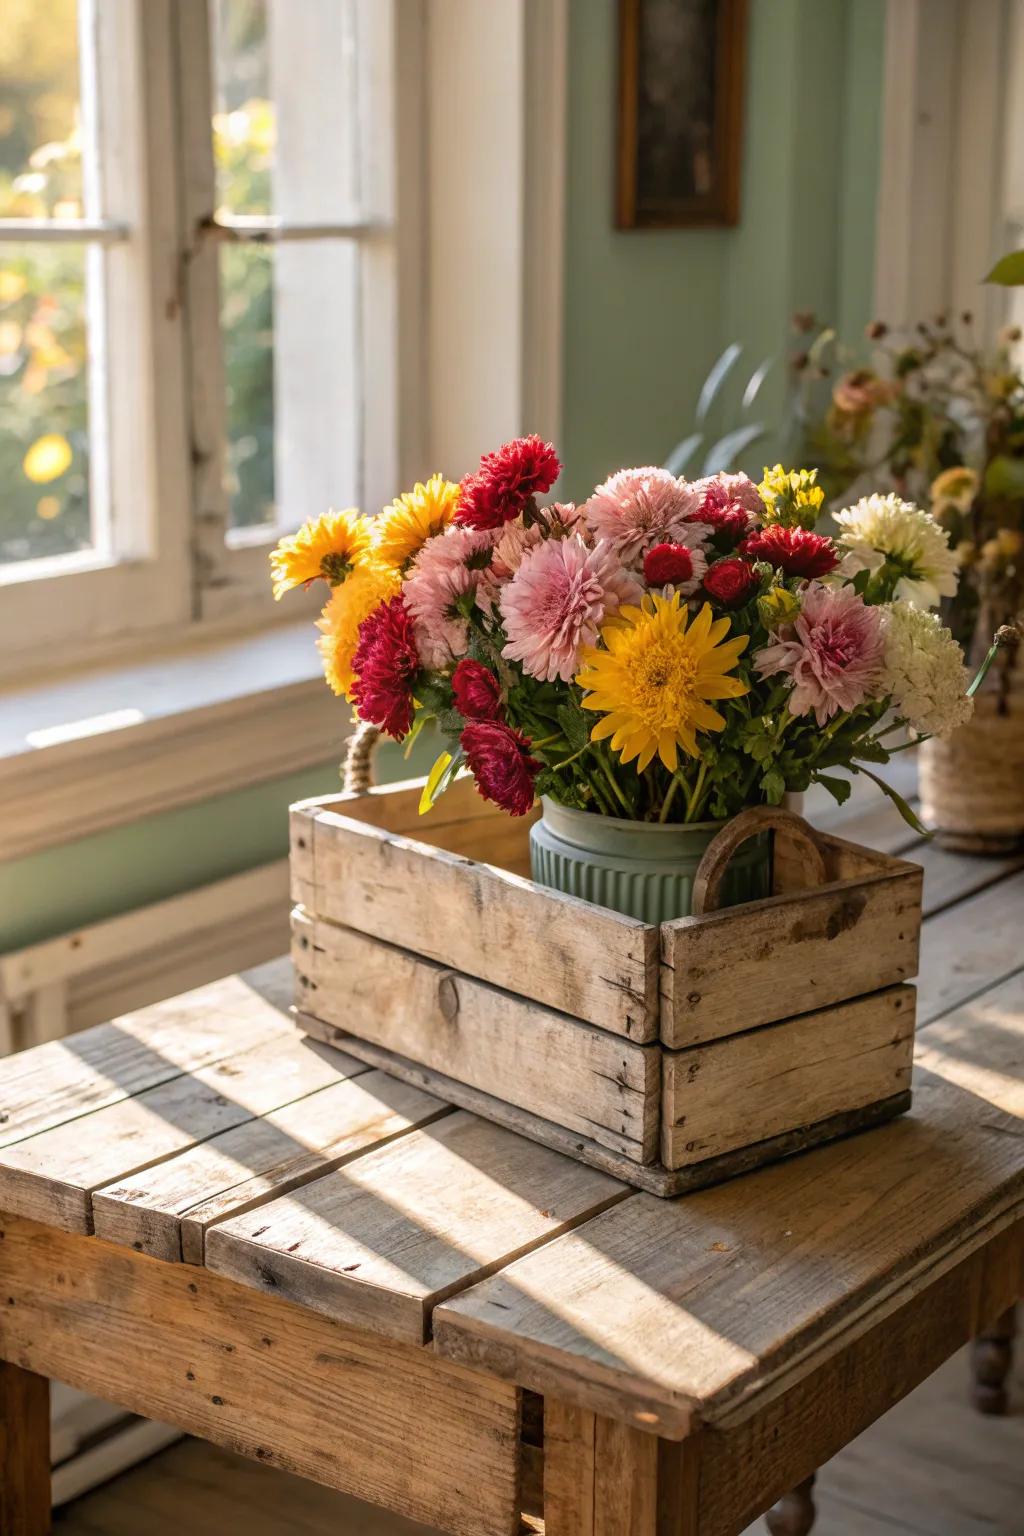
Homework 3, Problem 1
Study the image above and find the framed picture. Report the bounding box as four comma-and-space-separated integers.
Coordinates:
616, 0, 747, 229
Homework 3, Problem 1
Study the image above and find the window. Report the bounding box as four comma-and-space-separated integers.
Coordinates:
0, 0, 402, 674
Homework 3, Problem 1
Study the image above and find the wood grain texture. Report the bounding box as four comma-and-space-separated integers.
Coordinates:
296, 912, 660, 1162
660, 867, 921, 1049
0, 970, 292, 1152
205, 1110, 629, 1344
434, 974, 1024, 1436
0, 1032, 368, 1233
660, 986, 915, 1169
92, 1070, 450, 1263
0, 1216, 521, 1536
0, 1361, 49, 1536
542, 1402, 699, 1536
917, 869, 1024, 1022
302, 805, 658, 1040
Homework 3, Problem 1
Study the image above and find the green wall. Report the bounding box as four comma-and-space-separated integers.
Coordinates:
560, 0, 886, 498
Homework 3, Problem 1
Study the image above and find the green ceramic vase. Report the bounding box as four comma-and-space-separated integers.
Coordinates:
529, 797, 771, 924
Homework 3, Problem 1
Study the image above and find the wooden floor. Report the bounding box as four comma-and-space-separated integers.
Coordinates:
54, 1341, 1022, 1535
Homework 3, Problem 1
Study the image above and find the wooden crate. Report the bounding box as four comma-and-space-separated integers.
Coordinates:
290, 777, 922, 1196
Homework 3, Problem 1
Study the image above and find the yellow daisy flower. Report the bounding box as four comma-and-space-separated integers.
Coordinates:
575, 594, 748, 772
316, 561, 400, 700
373, 473, 460, 571
270, 507, 373, 600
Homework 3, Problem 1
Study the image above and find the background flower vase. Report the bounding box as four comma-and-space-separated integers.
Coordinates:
919, 639, 1024, 852
529, 798, 771, 923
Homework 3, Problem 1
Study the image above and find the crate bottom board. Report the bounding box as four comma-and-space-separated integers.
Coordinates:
294, 1009, 912, 1197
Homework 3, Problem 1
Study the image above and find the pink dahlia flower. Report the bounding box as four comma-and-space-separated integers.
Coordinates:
754, 582, 884, 725
402, 525, 498, 667
583, 467, 704, 565
500, 535, 642, 682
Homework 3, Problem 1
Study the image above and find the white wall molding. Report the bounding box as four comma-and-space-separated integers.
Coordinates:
0, 858, 290, 1051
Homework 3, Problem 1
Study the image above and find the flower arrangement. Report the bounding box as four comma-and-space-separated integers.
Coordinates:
272, 438, 980, 830
791, 313, 1023, 659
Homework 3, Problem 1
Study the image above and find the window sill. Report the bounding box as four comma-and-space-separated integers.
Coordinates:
0, 622, 343, 863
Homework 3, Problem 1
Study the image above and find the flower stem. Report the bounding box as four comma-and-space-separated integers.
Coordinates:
684, 761, 709, 822
658, 772, 685, 824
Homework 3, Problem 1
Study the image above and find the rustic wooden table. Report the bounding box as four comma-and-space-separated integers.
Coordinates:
0, 796, 1021, 1536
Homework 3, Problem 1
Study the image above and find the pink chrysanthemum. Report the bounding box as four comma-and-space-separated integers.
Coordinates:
583, 467, 705, 565
492, 503, 584, 581
500, 535, 642, 682
402, 526, 498, 667
754, 582, 884, 725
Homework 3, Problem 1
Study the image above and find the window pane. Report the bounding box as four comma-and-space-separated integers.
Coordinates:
211, 0, 274, 217
0, 242, 91, 563
221, 241, 275, 528
0, 0, 84, 219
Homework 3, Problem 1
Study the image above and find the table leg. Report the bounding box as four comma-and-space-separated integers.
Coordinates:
765, 1473, 816, 1535
542, 1400, 700, 1535
0, 1362, 50, 1536
970, 1305, 1017, 1415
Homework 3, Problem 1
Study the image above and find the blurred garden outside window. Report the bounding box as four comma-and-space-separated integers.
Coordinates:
0, 0, 402, 676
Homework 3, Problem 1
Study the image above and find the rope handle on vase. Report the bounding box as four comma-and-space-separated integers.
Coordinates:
343, 720, 382, 795
691, 806, 829, 916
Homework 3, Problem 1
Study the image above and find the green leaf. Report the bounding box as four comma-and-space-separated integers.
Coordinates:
813, 771, 852, 806
402, 712, 429, 759
985, 250, 1024, 286
852, 764, 929, 835
761, 767, 786, 804
556, 701, 590, 753
436, 708, 465, 741
419, 750, 453, 815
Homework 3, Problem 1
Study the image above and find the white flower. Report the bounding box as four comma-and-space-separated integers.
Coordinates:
879, 604, 973, 738
833, 493, 959, 609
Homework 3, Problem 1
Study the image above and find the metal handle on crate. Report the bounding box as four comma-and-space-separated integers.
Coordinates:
691, 806, 828, 916
343, 721, 382, 794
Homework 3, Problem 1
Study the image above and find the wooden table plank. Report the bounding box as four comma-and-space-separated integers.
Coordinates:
0, 968, 293, 1151
0, 1215, 522, 1536
0, 1032, 371, 1234
92, 1070, 451, 1262
205, 1109, 630, 1344
433, 971, 1024, 1437
917, 871, 1024, 1024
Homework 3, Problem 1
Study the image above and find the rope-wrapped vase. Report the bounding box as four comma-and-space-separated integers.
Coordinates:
920, 635, 1024, 853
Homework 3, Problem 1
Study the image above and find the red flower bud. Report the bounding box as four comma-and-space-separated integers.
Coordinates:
643, 542, 694, 587
702, 557, 759, 609
452, 659, 504, 721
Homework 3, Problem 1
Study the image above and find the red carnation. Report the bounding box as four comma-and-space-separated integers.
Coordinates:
455, 435, 561, 529
460, 721, 540, 817
452, 658, 504, 721
351, 596, 421, 739
702, 557, 760, 609
643, 542, 694, 587
740, 525, 839, 578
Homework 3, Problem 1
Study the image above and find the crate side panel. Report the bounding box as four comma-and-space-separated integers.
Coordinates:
296, 913, 661, 1163
661, 984, 917, 1169
308, 814, 659, 1041
660, 867, 922, 1048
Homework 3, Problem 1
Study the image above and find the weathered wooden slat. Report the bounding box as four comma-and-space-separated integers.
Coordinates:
0, 1032, 368, 1233
296, 912, 661, 1163
915, 842, 1024, 919
300, 805, 659, 1041
0, 1362, 49, 1536
660, 986, 915, 1169
0, 1216, 522, 1536
917, 870, 1024, 1023
433, 972, 1024, 1437
92, 1070, 450, 1262
659, 865, 921, 1050
205, 1109, 630, 1344
0, 969, 293, 1152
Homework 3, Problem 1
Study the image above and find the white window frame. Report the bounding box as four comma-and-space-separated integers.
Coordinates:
0, 0, 567, 686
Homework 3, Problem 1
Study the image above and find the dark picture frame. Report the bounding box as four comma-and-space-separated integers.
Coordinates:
616, 0, 747, 229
